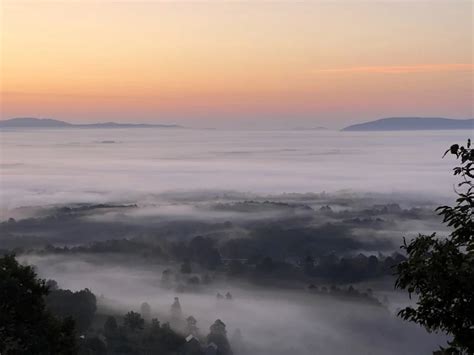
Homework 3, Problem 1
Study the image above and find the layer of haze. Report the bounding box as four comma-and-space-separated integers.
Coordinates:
0, 128, 468, 213
2, 1, 473, 128
1, 128, 463, 353
21, 253, 446, 355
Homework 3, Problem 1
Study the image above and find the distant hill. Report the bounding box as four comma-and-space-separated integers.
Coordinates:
0, 117, 72, 128
342, 117, 473, 131
0, 117, 182, 129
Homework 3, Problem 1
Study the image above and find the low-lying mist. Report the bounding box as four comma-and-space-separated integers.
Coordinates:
21, 253, 446, 355
2, 190, 450, 354
1, 128, 463, 354
0, 190, 446, 253
0, 129, 466, 213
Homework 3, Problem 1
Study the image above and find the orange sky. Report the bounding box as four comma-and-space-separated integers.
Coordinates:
1, 1, 472, 128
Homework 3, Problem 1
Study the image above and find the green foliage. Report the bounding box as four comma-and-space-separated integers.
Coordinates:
396, 140, 474, 354
0, 254, 76, 354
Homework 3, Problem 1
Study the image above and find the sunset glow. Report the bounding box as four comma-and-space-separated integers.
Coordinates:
1, 1, 472, 127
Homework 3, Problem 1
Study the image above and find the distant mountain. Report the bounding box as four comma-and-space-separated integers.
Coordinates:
0, 117, 182, 129
342, 117, 473, 131
0, 117, 72, 128
79, 122, 181, 129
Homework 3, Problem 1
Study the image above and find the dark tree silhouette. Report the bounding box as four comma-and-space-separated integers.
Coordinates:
0, 254, 76, 354
181, 260, 192, 274
123, 311, 145, 331
257, 256, 274, 273
227, 260, 245, 276
78, 336, 107, 355
396, 140, 474, 354
104, 315, 118, 337
207, 319, 233, 355
189, 236, 222, 269
46, 288, 97, 333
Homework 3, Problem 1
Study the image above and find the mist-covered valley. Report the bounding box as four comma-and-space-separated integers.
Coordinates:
0, 128, 465, 354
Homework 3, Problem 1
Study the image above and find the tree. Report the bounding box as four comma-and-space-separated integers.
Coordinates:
170, 297, 184, 330
186, 315, 199, 336
189, 236, 222, 269
78, 336, 107, 355
0, 254, 76, 354
227, 260, 245, 276
123, 311, 145, 331
180, 260, 192, 274
207, 319, 233, 355
257, 256, 274, 273
154, 322, 185, 353
150, 318, 161, 332
46, 288, 97, 333
104, 315, 118, 337
45, 279, 59, 291
396, 140, 474, 354
140, 302, 151, 322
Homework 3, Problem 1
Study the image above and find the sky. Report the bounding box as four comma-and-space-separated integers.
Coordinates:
1, 0, 473, 128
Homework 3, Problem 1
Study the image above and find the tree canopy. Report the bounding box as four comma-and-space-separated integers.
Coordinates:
0, 254, 76, 355
45, 287, 97, 333
396, 140, 474, 354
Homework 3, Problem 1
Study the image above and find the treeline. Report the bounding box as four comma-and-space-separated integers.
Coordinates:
0, 254, 237, 355
47, 289, 238, 355
3, 200, 413, 289
0, 253, 385, 355
306, 284, 383, 307
1, 199, 436, 256
32, 234, 404, 285
303, 252, 406, 282
40, 239, 167, 260
51, 291, 238, 355
222, 252, 404, 284
163, 260, 385, 307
